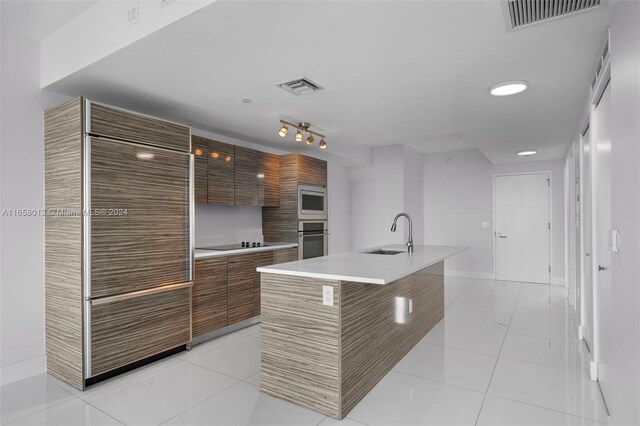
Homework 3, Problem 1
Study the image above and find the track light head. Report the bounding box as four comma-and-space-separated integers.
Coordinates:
295, 129, 303, 142
319, 139, 327, 149
278, 124, 288, 137
305, 135, 314, 145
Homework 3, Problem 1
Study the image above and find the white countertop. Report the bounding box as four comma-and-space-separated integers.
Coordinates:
256, 244, 467, 285
195, 242, 298, 259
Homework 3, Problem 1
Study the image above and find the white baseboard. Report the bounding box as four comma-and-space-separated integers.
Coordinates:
444, 270, 495, 280
0, 355, 46, 386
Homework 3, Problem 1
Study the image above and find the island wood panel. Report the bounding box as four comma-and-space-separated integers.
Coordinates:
90, 138, 190, 298
227, 254, 255, 324
234, 146, 258, 206
44, 97, 85, 390
260, 273, 341, 417
258, 152, 280, 207
262, 154, 299, 243
297, 155, 327, 187
192, 136, 209, 204
207, 139, 235, 205
193, 257, 228, 337
275, 247, 298, 263
339, 261, 444, 418
252, 251, 274, 316
89, 103, 190, 152
90, 286, 192, 376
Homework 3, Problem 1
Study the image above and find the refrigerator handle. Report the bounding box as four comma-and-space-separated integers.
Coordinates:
189, 153, 194, 282
83, 99, 93, 379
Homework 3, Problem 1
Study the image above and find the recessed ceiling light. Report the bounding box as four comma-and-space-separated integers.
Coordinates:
490, 80, 528, 96
517, 150, 537, 156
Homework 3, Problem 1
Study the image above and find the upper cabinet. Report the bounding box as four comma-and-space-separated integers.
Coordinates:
89, 103, 191, 152
192, 136, 209, 204
234, 147, 258, 206
297, 155, 328, 187
193, 136, 281, 207
258, 152, 280, 207
207, 140, 235, 205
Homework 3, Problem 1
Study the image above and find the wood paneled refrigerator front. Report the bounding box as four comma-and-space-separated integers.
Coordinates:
45, 98, 193, 389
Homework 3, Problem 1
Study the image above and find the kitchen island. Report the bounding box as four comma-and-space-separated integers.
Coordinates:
256, 244, 466, 419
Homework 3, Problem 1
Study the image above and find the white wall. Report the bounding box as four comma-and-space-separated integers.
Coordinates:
423, 149, 566, 283
609, 2, 640, 424
0, 30, 71, 385
349, 145, 423, 250
403, 146, 424, 246
328, 160, 351, 254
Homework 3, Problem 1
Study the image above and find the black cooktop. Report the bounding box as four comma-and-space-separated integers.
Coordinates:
197, 242, 270, 251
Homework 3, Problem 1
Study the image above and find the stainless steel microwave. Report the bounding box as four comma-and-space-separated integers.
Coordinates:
298, 184, 327, 220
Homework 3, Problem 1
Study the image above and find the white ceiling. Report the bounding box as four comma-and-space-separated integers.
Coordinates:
1, 0, 97, 42
42, 0, 614, 163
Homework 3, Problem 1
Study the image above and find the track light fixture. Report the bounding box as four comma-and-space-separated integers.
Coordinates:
277, 120, 327, 150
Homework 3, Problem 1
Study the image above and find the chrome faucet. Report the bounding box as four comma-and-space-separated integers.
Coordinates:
391, 212, 414, 253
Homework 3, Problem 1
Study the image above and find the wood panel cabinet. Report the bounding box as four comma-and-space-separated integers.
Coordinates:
234, 147, 258, 206
90, 137, 190, 298
258, 152, 280, 207
90, 103, 190, 152
297, 155, 327, 187
227, 254, 256, 324
192, 136, 209, 204
275, 247, 299, 263
193, 257, 228, 337
253, 251, 274, 316
45, 98, 193, 390
208, 140, 235, 205
90, 285, 191, 377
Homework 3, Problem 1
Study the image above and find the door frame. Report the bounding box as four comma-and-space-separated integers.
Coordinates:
492, 171, 553, 284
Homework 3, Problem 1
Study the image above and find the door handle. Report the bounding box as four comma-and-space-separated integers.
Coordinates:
498, 235, 507, 239
598, 265, 607, 271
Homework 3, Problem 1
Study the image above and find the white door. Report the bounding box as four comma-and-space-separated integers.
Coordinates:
495, 173, 551, 284
581, 127, 594, 352
592, 83, 612, 398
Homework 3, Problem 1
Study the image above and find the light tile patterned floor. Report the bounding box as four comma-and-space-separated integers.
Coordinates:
0, 277, 608, 425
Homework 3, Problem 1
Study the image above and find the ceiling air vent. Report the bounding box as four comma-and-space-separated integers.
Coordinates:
507, 0, 601, 30
276, 77, 325, 96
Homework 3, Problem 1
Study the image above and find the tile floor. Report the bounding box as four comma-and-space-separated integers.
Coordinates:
0, 277, 608, 426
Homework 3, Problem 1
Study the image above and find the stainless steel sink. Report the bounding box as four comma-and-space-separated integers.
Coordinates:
363, 249, 405, 255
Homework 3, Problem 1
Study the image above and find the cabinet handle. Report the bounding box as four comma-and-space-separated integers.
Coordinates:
598, 265, 607, 271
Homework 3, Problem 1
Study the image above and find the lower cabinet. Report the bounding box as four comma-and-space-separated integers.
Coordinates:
275, 247, 299, 263
253, 252, 274, 316
193, 257, 227, 336
228, 254, 256, 325
91, 285, 191, 376
192, 247, 298, 335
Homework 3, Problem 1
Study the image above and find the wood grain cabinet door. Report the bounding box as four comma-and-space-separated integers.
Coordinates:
253, 252, 274, 316
90, 137, 190, 298
208, 140, 235, 205
192, 136, 209, 204
275, 247, 299, 263
89, 103, 190, 152
297, 155, 327, 187
258, 152, 280, 207
193, 257, 228, 337
227, 254, 255, 324
235, 147, 258, 206
90, 285, 191, 377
